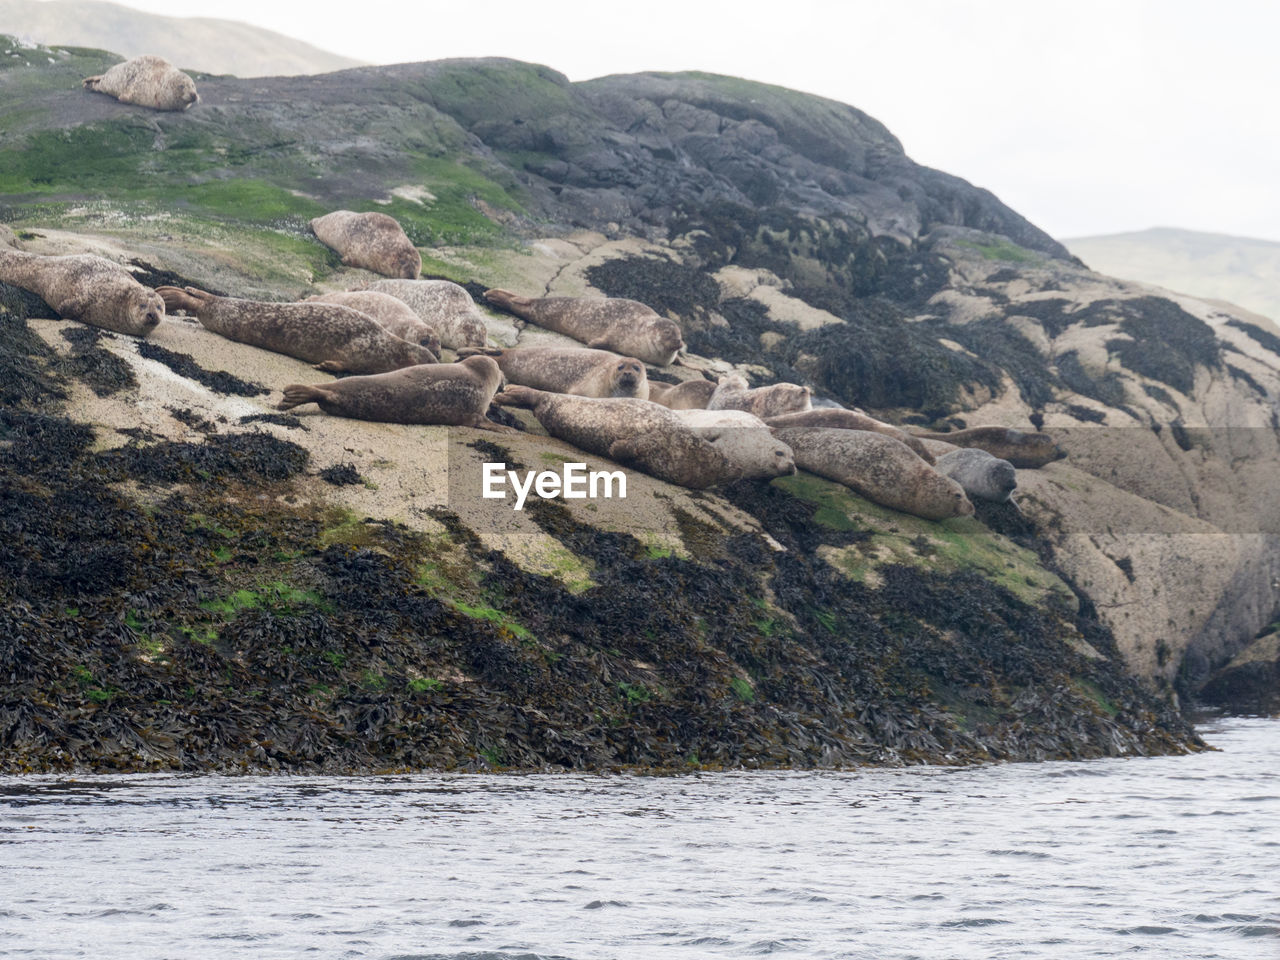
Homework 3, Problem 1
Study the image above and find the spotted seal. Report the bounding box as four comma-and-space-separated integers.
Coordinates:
708, 373, 812, 419
83, 55, 198, 111
0, 248, 163, 336
765, 408, 935, 464
156, 286, 436, 374
934, 448, 1018, 503
305, 290, 440, 356
648, 378, 717, 410
771, 426, 974, 520
496, 386, 737, 489
483, 289, 684, 366
909, 426, 1065, 469
277, 356, 507, 429
459, 346, 648, 399
310, 211, 421, 279
365, 279, 489, 349
673, 408, 796, 480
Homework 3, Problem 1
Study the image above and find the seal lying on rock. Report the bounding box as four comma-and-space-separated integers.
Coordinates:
156, 286, 437, 374
765, 408, 935, 464
83, 55, 198, 111
910, 426, 1065, 469
673, 409, 796, 480
648, 378, 717, 410
0, 249, 163, 336
310, 211, 421, 279
483, 289, 684, 366
771, 427, 974, 520
709, 374, 812, 419
934, 448, 1018, 503
305, 291, 440, 356
276, 356, 507, 429
366, 279, 489, 349
459, 346, 648, 399
496, 386, 738, 489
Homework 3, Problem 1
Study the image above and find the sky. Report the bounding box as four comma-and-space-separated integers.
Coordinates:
48, 0, 1280, 241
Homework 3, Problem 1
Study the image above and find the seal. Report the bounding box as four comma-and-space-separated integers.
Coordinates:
765, 409, 935, 464
483, 289, 684, 367
909, 426, 1065, 469
458, 346, 648, 400
156, 286, 437, 374
305, 290, 441, 356
276, 355, 508, 430
83, 55, 199, 111
934, 448, 1018, 503
708, 373, 812, 419
771, 427, 974, 520
673, 409, 796, 480
496, 386, 737, 489
0, 249, 163, 336
648, 378, 717, 410
366, 279, 489, 349
310, 211, 421, 280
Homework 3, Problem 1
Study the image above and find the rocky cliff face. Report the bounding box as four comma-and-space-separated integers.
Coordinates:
0, 41, 1272, 773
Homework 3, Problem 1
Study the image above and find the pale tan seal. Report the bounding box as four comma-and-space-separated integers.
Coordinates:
366, 279, 489, 349
648, 378, 717, 410
673, 409, 796, 480
156, 286, 436, 374
483, 289, 684, 367
708, 374, 812, 419
277, 356, 508, 430
458, 346, 648, 400
765, 409, 935, 464
934, 448, 1018, 504
771, 427, 974, 520
0, 249, 163, 336
305, 291, 441, 356
310, 211, 421, 280
83, 55, 198, 111
909, 426, 1066, 469
496, 386, 737, 489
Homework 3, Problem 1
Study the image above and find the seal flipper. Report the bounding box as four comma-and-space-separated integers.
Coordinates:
156, 285, 213, 315
53, 295, 88, 320
314, 360, 348, 373
482, 289, 532, 314
277, 384, 328, 411
494, 385, 542, 408
456, 347, 503, 359
82, 75, 103, 90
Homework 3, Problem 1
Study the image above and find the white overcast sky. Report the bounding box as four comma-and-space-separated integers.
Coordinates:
70, 0, 1280, 241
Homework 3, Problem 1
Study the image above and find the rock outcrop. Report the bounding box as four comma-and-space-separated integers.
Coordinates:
0, 41, 1273, 775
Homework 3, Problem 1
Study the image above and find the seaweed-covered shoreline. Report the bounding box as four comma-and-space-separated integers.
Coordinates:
0, 306, 1201, 774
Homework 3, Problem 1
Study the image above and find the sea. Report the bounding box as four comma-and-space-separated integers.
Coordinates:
1, 716, 1276, 959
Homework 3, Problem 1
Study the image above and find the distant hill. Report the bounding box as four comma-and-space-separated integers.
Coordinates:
1065, 227, 1280, 323
0, 0, 363, 76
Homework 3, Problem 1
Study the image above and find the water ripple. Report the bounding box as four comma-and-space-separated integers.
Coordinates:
0, 718, 1275, 959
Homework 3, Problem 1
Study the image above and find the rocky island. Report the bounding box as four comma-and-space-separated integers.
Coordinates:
2, 36, 1276, 773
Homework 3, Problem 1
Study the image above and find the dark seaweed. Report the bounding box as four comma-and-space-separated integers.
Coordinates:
319, 462, 362, 486
136, 341, 269, 397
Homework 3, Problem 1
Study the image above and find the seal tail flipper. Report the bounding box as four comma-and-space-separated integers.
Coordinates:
482, 288, 532, 314
277, 384, 326, 411
83, 75, 103, 90
155, 285, 213, 315
456, 347, 503, 359
494, 385, 541, 408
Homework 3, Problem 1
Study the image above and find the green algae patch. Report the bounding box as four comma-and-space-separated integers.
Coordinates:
769, 471, 1070, 605
954, 237, 1043, 264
